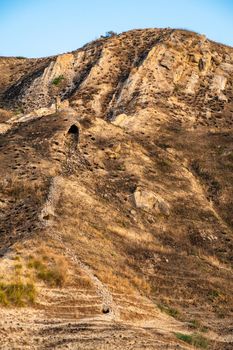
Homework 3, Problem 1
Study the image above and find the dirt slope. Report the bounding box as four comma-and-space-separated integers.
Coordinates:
0, 28, 233, 349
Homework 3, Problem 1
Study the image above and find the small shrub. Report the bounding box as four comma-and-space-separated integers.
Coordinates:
14, 107, 24, 115
101, 31, 117, 38
175, 332, 209, 349
51, 75, 64, 86
158, 303, 180, 319
16, 56, 26, 59
37, 267, 65, 287
208, 289, 220, 302
0, 282, 36, 306
188, 319, 208, 333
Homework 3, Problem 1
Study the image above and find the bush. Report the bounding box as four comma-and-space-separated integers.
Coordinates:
28, 258, 67, 287
51, 75, 64, 86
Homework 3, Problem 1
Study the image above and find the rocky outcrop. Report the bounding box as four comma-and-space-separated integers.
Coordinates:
133, 187, 170, 215
1, 28, 232, 131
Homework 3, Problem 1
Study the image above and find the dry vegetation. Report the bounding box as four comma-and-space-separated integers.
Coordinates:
0, 281, 35, 306
0, 175, 45, 202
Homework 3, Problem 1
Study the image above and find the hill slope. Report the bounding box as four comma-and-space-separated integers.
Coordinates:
0, 28, 233, 349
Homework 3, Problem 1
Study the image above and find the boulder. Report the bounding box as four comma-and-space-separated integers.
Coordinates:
133, 187, 170, 215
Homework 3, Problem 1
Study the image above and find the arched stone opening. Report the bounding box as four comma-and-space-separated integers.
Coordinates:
67, 124, 79, 143
68, 124, 79, 135
102, 305, 110, 314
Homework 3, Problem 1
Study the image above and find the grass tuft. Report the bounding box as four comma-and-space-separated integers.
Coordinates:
158, 303, 180, 319
175, 332, 209, 349
188, 319, 208, 333
0, 282, 36, 306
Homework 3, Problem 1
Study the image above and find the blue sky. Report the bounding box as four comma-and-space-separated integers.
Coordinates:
0, 0, 233, 57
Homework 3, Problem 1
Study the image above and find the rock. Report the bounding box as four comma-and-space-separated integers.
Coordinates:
211, 74, 227, 100
219, 62, 233, 73
133, 187, 170, 215
159, 51, 174, 70
185, 73, 199, 94
112, 113, 130, 127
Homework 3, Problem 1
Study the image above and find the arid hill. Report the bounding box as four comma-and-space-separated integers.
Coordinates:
0, 28, 233, 349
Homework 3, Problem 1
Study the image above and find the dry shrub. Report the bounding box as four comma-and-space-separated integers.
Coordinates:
27, 246, 68, 287
72, 272, 94, 290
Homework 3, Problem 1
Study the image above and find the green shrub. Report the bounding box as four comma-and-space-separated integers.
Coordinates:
51, 75, 64, 86
175, 332, 209, 349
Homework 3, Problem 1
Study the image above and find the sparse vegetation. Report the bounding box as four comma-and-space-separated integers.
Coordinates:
0, 176, 46, 203
14, 107, 24, 115
188, 319, 208, 333
0, 281, 36, 306
27, 256, 67, 287
208, 289, 220, 302
175, 332, 209, 349
157, 303, 180, 319
51, 75, 64, 86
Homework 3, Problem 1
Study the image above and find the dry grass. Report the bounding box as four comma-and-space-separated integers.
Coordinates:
27, 246, 68, 287
95, 264, 151, 296
199, 253, 231, 271
0, 176, 45, 202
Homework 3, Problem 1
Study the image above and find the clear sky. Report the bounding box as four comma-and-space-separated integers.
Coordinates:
0, 0, 233, 58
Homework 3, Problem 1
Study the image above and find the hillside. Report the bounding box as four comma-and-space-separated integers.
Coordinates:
0, 28, 233, 349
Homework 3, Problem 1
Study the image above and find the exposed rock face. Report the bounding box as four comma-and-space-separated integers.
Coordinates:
1, 28, 233, 130
0, 29, 233, 349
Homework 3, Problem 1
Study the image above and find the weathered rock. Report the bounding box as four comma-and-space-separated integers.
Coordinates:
133, 187, 170, 215
211, 74, 227, 100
